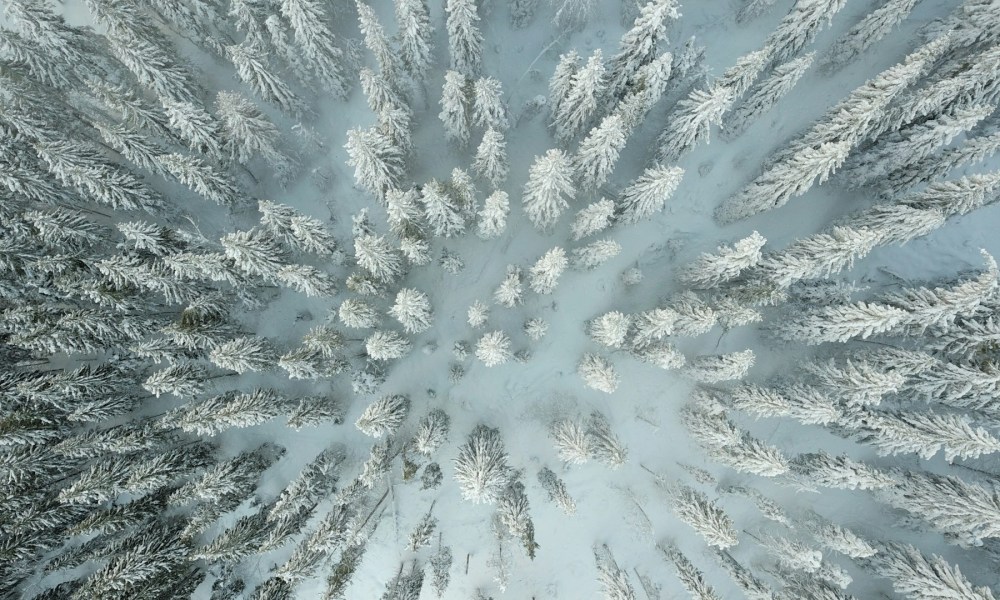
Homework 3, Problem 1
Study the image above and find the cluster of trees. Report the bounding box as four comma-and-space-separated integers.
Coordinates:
3, 0, 1000, 597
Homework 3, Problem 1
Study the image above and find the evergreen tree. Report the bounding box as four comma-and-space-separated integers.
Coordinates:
549, 50, 581, 119
659, 544, 723, 600
821, 0, 921, 73
366, 330, 412, 361
345, 127, 405, 201
473, 77, 509, 131
454, 424, 511, 504
356, 394, 410, 438
389, 288, 434, 334
395, 0, 435, 80
722, 53, 814, 140
554, 49, 605, 142
226, 42, 305, 116
606, 0, 680, 99
680, 231, 766, 289
279, 0, 350, 97
476, 330, 513, 367
575, 115, 627, 191
529, 247, 568, 294
476, 190, 510, 239
494, 265, 524, 307
473, 129, 509, 188
578, 352, 620, 393
571, 198, 616, 240
617, 164, 684, 224
446, 0, 483, 75
523, 150, 576, 230
439, 70, 471, 146
864, 543, 996, 600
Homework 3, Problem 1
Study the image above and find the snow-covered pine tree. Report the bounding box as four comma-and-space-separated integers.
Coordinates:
476, 330, 513, 367
550, 419, 591, 464
594, 544, 637, 600
680, 231, 765, 289
345, 127, 405, 201
355, 233, 404, 283
578, 352, 620, 393
554, 49, 605, 142
549, 50, 581, 119
439, 70, 471, 146
586, 410, 628, 468
722, 53, 814, 140
389, 288, 434, 334
494, 265, 524, 307
473, 77, 509, 131
473, 129, 509, 188
473, 190, 509, 240
279, 0, 350, 97
529, 247, 568, 294
422, 179, 468, 238
365, 330, 412, 361
575, 114, 627, 191
537, 466, 576, 515
606, 0, 680, 100
225, 42, 305, 116
670, 486, 739, 549
864, 543, 997, 600
454, 424, 511, 504
413, 409, 450, 456
395, 0, 435, 80
821, 0, 920, 73
617, 164, 684, 224
445, 0, 483, 75
659, 544, 724, 600
764, 0, 848, 64
356, 394, 409, 438
522, 149, 576, 230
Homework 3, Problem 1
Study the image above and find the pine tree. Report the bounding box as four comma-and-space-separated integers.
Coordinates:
865, 543, 996, 600
886, 471, 1000, 546
578, 352, 620, 393
439, 70, 471, 145
494, 265, 524, 307
258, 200, 339, 256
586, 411, 628, 468
765, 0, 848, 64
216, 91, 288, 172
473, 129, 509, 188
366, 330, 412, 361
551, 0, 598, 31
396, 0, 435, 80
594, 544, 637, 600
389, 288, 434, 334
422, 179, 467, 238
723, 53, 814, 139
790, 451, 896, 491
222, 228, 288, 279
575, 115, 627, 191
529, 247, 568, 294
158, 153, 239, 206
355, 233, 404, 283
550, 419, 592, 464
554, 49, 605, 142
454, 424, 511, 504
428, 542, 453, 596
226, 42, 305, 116
357, 2, 397, 78
477, 190, 510, 239
656, 84, 733, 162
345, 127, 405, 201
671, 486, 738, 549
821, 0, 920, 73
537, 466, 576, 515
413, 409, 450, 456
548, 50, 581, 118
659, 544, 723, 600
571, 198, 615, 240
356, 394, 410, 438
606, 0, 680, 99
280, 0, 350, 97
497, 480, 539, 559
617, 164, 684, 224
680, 231, 766, 289
473, 77, 509, 131
468, 300, 490, 328
446, 0, 483, 75
476, 330, 513, 367
210, 336, 276, 374
523, 149, 576, 230
589, 312, 632, 348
